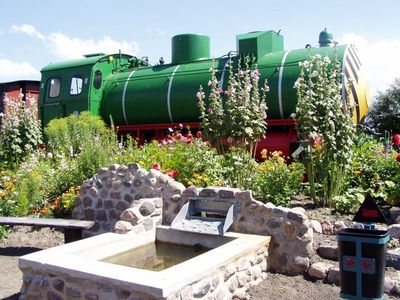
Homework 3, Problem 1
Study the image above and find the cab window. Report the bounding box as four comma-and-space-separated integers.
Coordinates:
70, 76, 83, 95
48, 78, 61, 98
93, 70, 102, 89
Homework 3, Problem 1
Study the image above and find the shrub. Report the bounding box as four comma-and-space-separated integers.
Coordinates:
251, 151, 304, 206
45, 111, 109, 156
349, 138, 400, 205
0, 94, 42, 166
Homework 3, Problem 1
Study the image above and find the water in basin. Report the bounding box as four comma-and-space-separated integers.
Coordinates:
101, 241, 210, 271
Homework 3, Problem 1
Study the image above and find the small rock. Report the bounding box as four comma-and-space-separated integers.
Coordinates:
292, 207, 306, 214
288, 256, 309, 273
192, 279, 211, 298
232, 287, 248, 300
114, 220, 133, 233
139, 201, 155, 216
182, 186, 199, 196
321, 220, 334, 235
327, 267, 340, 286
310, 220, 322, 234
385, 277, 396, 294
308, 262, 333, 279
387, 249, 400, 270
333, 221, 347, 233
389, 224, 400, 239
121, 208, 142, 224
318, 245, 338, 260
393, 283, 400, 295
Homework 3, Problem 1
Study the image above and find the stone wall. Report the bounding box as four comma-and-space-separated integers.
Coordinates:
162, 186, 313, 275
19, 243, 268, 300
72, 163, 185, 238
72, 163, 313, 275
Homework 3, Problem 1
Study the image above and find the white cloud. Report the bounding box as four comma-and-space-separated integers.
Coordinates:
11, 24, 45, 40
10, 24, 139, 60
340, 33, 400, 96
47, 33, 139, 60
0, 59, 39, 81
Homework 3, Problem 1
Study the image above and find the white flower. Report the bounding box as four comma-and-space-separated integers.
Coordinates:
323, 56, 331, 64
303, 60, 310, 68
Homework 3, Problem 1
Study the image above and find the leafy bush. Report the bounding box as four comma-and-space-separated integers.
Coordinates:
251, 151, 304, 206
349, 139, 400, 205
45, 111, 109, 156
333, 187, 365, 214
127, 131, 226, 187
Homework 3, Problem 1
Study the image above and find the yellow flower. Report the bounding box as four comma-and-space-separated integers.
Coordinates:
260, 148, 268, 160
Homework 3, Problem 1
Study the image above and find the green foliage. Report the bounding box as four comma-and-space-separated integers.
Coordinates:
365, 78, 400, 135
0, 169, 18, 217
45, 111, 108, 156
333, 187, 365, 214
251, 151, 304, 206
293, 52, 355, 207
349, 138, 400, 205
197, 57, 268, 157
222, 147, 258, 189
0, 94, 42, 166
128, 132, 226, 187
0, 225, 9, 242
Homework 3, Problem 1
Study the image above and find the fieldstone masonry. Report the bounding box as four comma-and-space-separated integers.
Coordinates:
19, 243, 268, 300
72, 163, 185, 238
163, 186, 313, 275
20, 163, 315, 299
72, 163, 313, 275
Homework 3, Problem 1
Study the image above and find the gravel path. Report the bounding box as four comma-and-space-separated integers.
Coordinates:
0, 226, 63, 300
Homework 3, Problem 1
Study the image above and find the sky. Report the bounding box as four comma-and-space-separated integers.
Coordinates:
1, 0, 400, 98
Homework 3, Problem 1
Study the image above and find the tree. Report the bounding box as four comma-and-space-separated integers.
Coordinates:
365, 79, 400, 135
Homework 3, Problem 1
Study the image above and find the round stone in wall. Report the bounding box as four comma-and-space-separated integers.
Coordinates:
139, 200, 155, 216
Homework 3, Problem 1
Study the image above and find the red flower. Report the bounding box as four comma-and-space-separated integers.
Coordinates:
313, 137, 322, 147
396, 154, 400, 162
186, 133, 193, 139
393, 134, 400, 146
175, 133, 183, 140
152, 163, 161, 170
185, 138, 193, 144
166, 169, 179, 178
196, 131, 202, 138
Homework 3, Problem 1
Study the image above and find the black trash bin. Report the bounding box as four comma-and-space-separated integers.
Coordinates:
337, 228, 390, 300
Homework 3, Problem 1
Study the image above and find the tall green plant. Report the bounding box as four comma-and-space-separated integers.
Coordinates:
293, 53, 355, 207
0, 93, 42, 166
196, 57, 268, 157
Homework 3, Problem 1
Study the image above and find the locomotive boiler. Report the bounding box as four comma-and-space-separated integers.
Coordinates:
38, 29, 370, 154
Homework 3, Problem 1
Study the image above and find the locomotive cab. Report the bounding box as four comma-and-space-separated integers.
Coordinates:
39, 53, 133, 127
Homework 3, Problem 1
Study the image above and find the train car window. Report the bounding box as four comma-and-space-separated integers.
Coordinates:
93, 70, 102, 89
48, 78, 61, 98
70, 76, 83, 95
